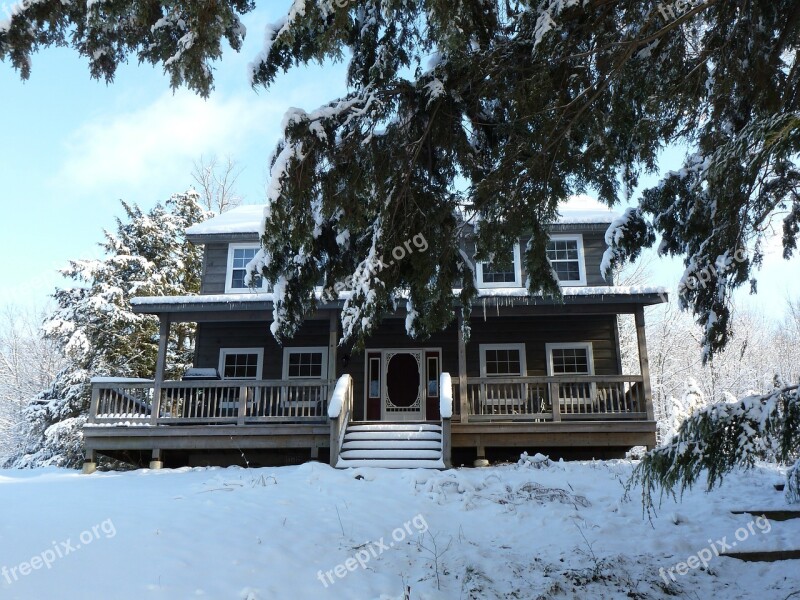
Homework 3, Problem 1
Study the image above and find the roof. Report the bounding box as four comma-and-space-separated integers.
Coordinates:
185, 196, 618, 241
130, 285, 668, 318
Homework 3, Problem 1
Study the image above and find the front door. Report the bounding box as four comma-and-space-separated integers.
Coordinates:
382, 349, 424, 421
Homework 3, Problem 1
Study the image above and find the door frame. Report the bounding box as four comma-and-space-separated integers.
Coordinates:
363, 347, 442, 421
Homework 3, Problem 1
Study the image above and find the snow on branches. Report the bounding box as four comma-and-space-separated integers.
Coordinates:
633, 383, 800, 508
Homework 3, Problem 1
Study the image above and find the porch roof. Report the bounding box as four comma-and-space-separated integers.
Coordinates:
130, 285, 668, 317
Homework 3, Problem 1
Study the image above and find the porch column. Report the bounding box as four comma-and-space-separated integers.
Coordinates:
151, 315, 170, 425
634, 307, 655, 421
328, 310, 338, 381
457, 310, 469, 424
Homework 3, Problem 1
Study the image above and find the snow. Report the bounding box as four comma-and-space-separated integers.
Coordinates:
185, 196, 617, 238
185, 205, 265, 236
439, 372, 453, 419
327, 375, 352, 418
89, 377, 153, 384
0, 461, 797, 598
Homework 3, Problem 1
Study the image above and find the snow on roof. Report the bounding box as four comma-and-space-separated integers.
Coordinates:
131, 285, 667, 309
556, 194, 618, 224
185, 196, 619, 238
185, 205, 265, 236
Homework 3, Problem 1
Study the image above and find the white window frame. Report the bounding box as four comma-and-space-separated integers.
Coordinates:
282, 347, 329, 380
225, 243, 269, 293
218, 348, 264, 380
545, 342, 595, 376
546, 234, 587, 287
475, 244, 523, 289
479, 343, 527, 377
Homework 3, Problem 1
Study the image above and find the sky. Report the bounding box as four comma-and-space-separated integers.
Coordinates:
0, 3, 797, 321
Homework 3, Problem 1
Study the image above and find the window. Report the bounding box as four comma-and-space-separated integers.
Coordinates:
426, 355, 439, 396
368, 357, 381, 398
225, 244, 267, 293
219, 348, 264, 380
546, 343, 594, 375
546, 234, 586, 286
282, 347, 329, 380
479, 343, 527, 377
476, 244, 522, 288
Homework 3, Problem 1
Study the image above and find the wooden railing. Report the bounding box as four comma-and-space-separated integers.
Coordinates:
464, 375, 647, 421
328, 375, 354, 467
89, 378, 333, 425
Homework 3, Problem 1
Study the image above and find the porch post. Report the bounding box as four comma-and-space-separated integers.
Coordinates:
457, 310, 469, 424
151, 314, 170, 425
328, 310, 338, 382
634, 307, 655, 421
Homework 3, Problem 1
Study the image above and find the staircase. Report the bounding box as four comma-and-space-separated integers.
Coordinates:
335, 422, 445, 469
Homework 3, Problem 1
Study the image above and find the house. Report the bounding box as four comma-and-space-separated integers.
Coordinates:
82, 202, 666, 471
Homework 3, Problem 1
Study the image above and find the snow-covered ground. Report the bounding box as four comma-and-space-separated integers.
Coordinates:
1, 459, 798, 599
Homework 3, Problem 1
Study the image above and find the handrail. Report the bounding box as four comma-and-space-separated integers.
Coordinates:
439, 372, 453, 468
328, 375, 353, 467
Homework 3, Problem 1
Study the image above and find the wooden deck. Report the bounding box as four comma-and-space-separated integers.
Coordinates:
84, 373, 655, 469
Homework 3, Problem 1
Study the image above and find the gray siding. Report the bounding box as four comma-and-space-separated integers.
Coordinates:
193, 314, 620, 421
201, 243, 229, 295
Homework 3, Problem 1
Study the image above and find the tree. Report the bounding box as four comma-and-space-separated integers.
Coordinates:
6, 191, 209, 468
2, 2, 798, 354
0, 305, 65, 462
191, 154, 243, 214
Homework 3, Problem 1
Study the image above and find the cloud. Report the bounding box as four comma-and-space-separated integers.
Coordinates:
54, 90, 281, 193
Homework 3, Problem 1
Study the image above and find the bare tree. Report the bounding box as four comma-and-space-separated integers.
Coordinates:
0, 304, 65, 461
191, 154, 243, 214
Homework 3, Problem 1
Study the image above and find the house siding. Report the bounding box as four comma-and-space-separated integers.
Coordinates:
194, 313, 619, 421
201, 243, 229, 295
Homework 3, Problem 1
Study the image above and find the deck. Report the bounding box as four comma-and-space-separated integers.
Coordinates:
84, 373, 655, 469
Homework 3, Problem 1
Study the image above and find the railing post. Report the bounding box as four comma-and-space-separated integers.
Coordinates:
237, 385, 249, 425
88, 384, 101, 424
549, 381, 561, 422
441, 417, 452, 468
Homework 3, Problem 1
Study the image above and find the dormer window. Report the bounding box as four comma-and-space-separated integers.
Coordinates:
226, 244, 267, 293
546, 234, 586, 286
476, 244, 522, 288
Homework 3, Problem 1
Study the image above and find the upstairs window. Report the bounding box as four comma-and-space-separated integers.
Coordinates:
476, 244, 522, 288
226, 244, 267, 293
546, 343, 594, 376
546, 235, 586, 286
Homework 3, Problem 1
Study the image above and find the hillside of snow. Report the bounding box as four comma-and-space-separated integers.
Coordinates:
0, 460, 798, 599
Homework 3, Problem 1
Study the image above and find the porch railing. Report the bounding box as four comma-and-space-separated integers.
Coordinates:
462, 375, 647, 421
89, 378, 333, 425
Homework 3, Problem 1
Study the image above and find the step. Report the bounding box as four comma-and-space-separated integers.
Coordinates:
348, 422, 441, 431
730, 510, 800, 522
336, 458, 446, 469
344, 431, 442, 441
722, 549, 800, 562
341, 440, 442, 450
339, 449, 442, 460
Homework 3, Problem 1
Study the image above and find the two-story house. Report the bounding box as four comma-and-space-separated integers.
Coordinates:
82, 202, 666, 471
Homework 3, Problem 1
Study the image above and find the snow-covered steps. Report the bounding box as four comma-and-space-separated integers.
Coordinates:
336, 422, 445, 469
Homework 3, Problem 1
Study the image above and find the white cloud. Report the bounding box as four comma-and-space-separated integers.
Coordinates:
55, 90, 281, 193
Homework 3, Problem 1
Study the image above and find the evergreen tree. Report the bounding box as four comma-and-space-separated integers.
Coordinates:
7, 191, 209, 468
632, 381, 800, 508
3, 2, 798, 353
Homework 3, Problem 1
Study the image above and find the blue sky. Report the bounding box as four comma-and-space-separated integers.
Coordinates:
0, 3, 797, 319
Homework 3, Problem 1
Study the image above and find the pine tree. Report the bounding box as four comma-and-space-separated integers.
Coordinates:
632, 381, 800, 508
3, 2, 799, 354
7, 191, 209, 468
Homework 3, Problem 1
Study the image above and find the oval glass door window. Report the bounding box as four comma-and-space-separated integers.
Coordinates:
386, 353, 420, 408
